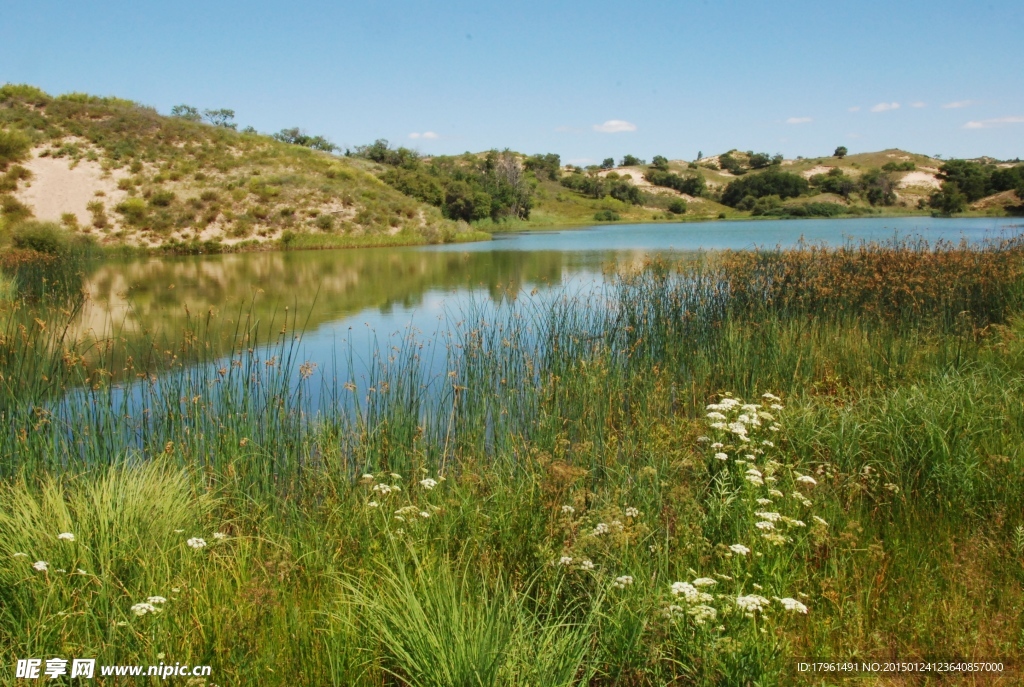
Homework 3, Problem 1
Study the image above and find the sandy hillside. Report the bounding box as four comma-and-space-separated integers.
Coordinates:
801, 165, 835, 179
14, 147, 128, 226
597, 167, 704, 200
898, 171, 941, 189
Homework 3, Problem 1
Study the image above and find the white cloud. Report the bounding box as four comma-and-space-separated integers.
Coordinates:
910, 102, 927, 108
942, 100, 973, 109
848, 106, 861, 112
786, 117, 812, 124
870, 102, 900, 113
592, 119, 637, 133
963, 116, 1024, 129
408, 131, 439, 140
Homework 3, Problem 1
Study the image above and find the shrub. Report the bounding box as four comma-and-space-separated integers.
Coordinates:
11, 221, 70, 255
86, 200, 108, 229
882, 161, 915, 172
0, 129, 32, 170
115, 197, 148, 225
1, 195, 33, 223
721, 170, 809, 207
148, 190, 176, 207
594, 209, 620, 221
667, 199, 687, 215
60, 212, 79, 229
315, 214, 335, 231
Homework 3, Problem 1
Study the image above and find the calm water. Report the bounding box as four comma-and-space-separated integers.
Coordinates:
77, 216, 1022, 388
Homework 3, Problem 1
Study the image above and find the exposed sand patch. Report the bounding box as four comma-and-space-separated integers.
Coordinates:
898, 171, 941, 189
14, 148, 128, 226
801, 165, 835, 179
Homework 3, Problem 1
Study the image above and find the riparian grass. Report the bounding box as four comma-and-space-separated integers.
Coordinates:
2, 237, 1024, 685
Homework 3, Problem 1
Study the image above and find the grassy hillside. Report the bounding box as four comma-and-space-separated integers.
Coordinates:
0, 84, 483, 252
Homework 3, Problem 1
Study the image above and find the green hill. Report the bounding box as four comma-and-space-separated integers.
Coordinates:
0, 84, 482, 252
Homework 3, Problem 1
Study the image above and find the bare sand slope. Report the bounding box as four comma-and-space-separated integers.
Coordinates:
14, 150, 127, 226
898, 171, 941, 189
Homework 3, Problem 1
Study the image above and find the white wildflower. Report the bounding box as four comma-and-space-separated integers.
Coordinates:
213, 532, 228, 540
372, 483, 393, 495
762, 392, 781, 402
706, 411, 727, 421
745, 474, 764, 486
796, 475, 817, 485
754, 512, 781, 522
779, 597, 808, 614
558, 556, 573, 566
756, 498, 773, 506
736, 594, 770, 613
624, 507, 640, 518
579, 559, 595, 571
419, 478, 438, 490
367, 501, 380, 508
561, 505, 575, 515
729, 544, 750, 556
57, 532, 75, 542
692, 577, 717, 587
360, 473, 375, 482
186, 538, 207, 549
762, 532, 790, 545
390, 473, 401, 480
592, 523, 610, 536
755, 521, 775, 531
770, 403, 784, 410
761, 440, 775, 447
812, 516, 829, 527
33, 560, 49, 572
419, 511, 430, 519
710, 422, 727, 430
714, 452, 728, 461
131, 602, 158, 617
884, 483, 900, 493
13, 552, 28, 558
696, 436, 710, 443
614, 575, 634, 589
688, 604, 718, 624
746, 467, 763, 478
147, 596, 167, 604
768, 489, 784, 498
711, 442, 724, 449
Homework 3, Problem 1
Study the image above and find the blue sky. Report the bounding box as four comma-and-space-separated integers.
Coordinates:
3, 0, 1022, 162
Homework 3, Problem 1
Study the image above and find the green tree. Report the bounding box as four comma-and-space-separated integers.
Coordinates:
170, 105, 201, 122
834, 146, 848, 159
620, 154, 644, 167
273, 127, 337, 152
600, 158, 615, 169
936, 160, 989, 202
0, 128, 32, 170
651, 155, 669, 171
667, 199, 687, 214
444, 181, 491, 222
930, 182, 968, 215
748, 152, 772, 169
203, 109, 237, 129
721, 169, 808, 206
860, 168, 898, 206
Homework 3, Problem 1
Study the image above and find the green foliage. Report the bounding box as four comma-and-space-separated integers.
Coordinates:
202, 108, 237, 130
272, 127, 337, 152
834, 146, 848, 159
10, 221, 70, 255
593, 209, 620, 221
169, 104, 201, 122
809, 168, 856, 198
148, 190, 176, 207
935, 160, 989, 202
620, 154, 644, 167
115, 197, 149, 226
0, 164, 32, 192
355, 139, 420, 167
524, 153, 561, 180
644, 169, 707, 197
882, 160, 915, 172
748, 152, 773, 169
0, 128, 32, 170
929, 182, 968, 215
667, 199, 687, 214
444, 180, 492, 222
1, 195, 33, 224
860, 168, 898, 206
381, 167, 444, 206
650, 155, 669, 171
721, 169, 809, 207
599, 157, 615, 170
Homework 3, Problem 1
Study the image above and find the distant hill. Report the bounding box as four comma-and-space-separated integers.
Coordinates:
0, 84, 477, 252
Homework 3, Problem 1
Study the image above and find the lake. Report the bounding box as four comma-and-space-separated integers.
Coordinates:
75, 216, 1023, 390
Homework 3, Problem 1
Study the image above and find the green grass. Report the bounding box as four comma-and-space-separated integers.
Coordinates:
2, 239, 1024, 685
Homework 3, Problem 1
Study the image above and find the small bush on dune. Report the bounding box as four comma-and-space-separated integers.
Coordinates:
0, 129, 33, 170
11, 221, 70, 255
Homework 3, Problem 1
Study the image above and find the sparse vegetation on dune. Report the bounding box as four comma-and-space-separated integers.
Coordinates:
3, 237, 1024, 683
0, 84, 473, 253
